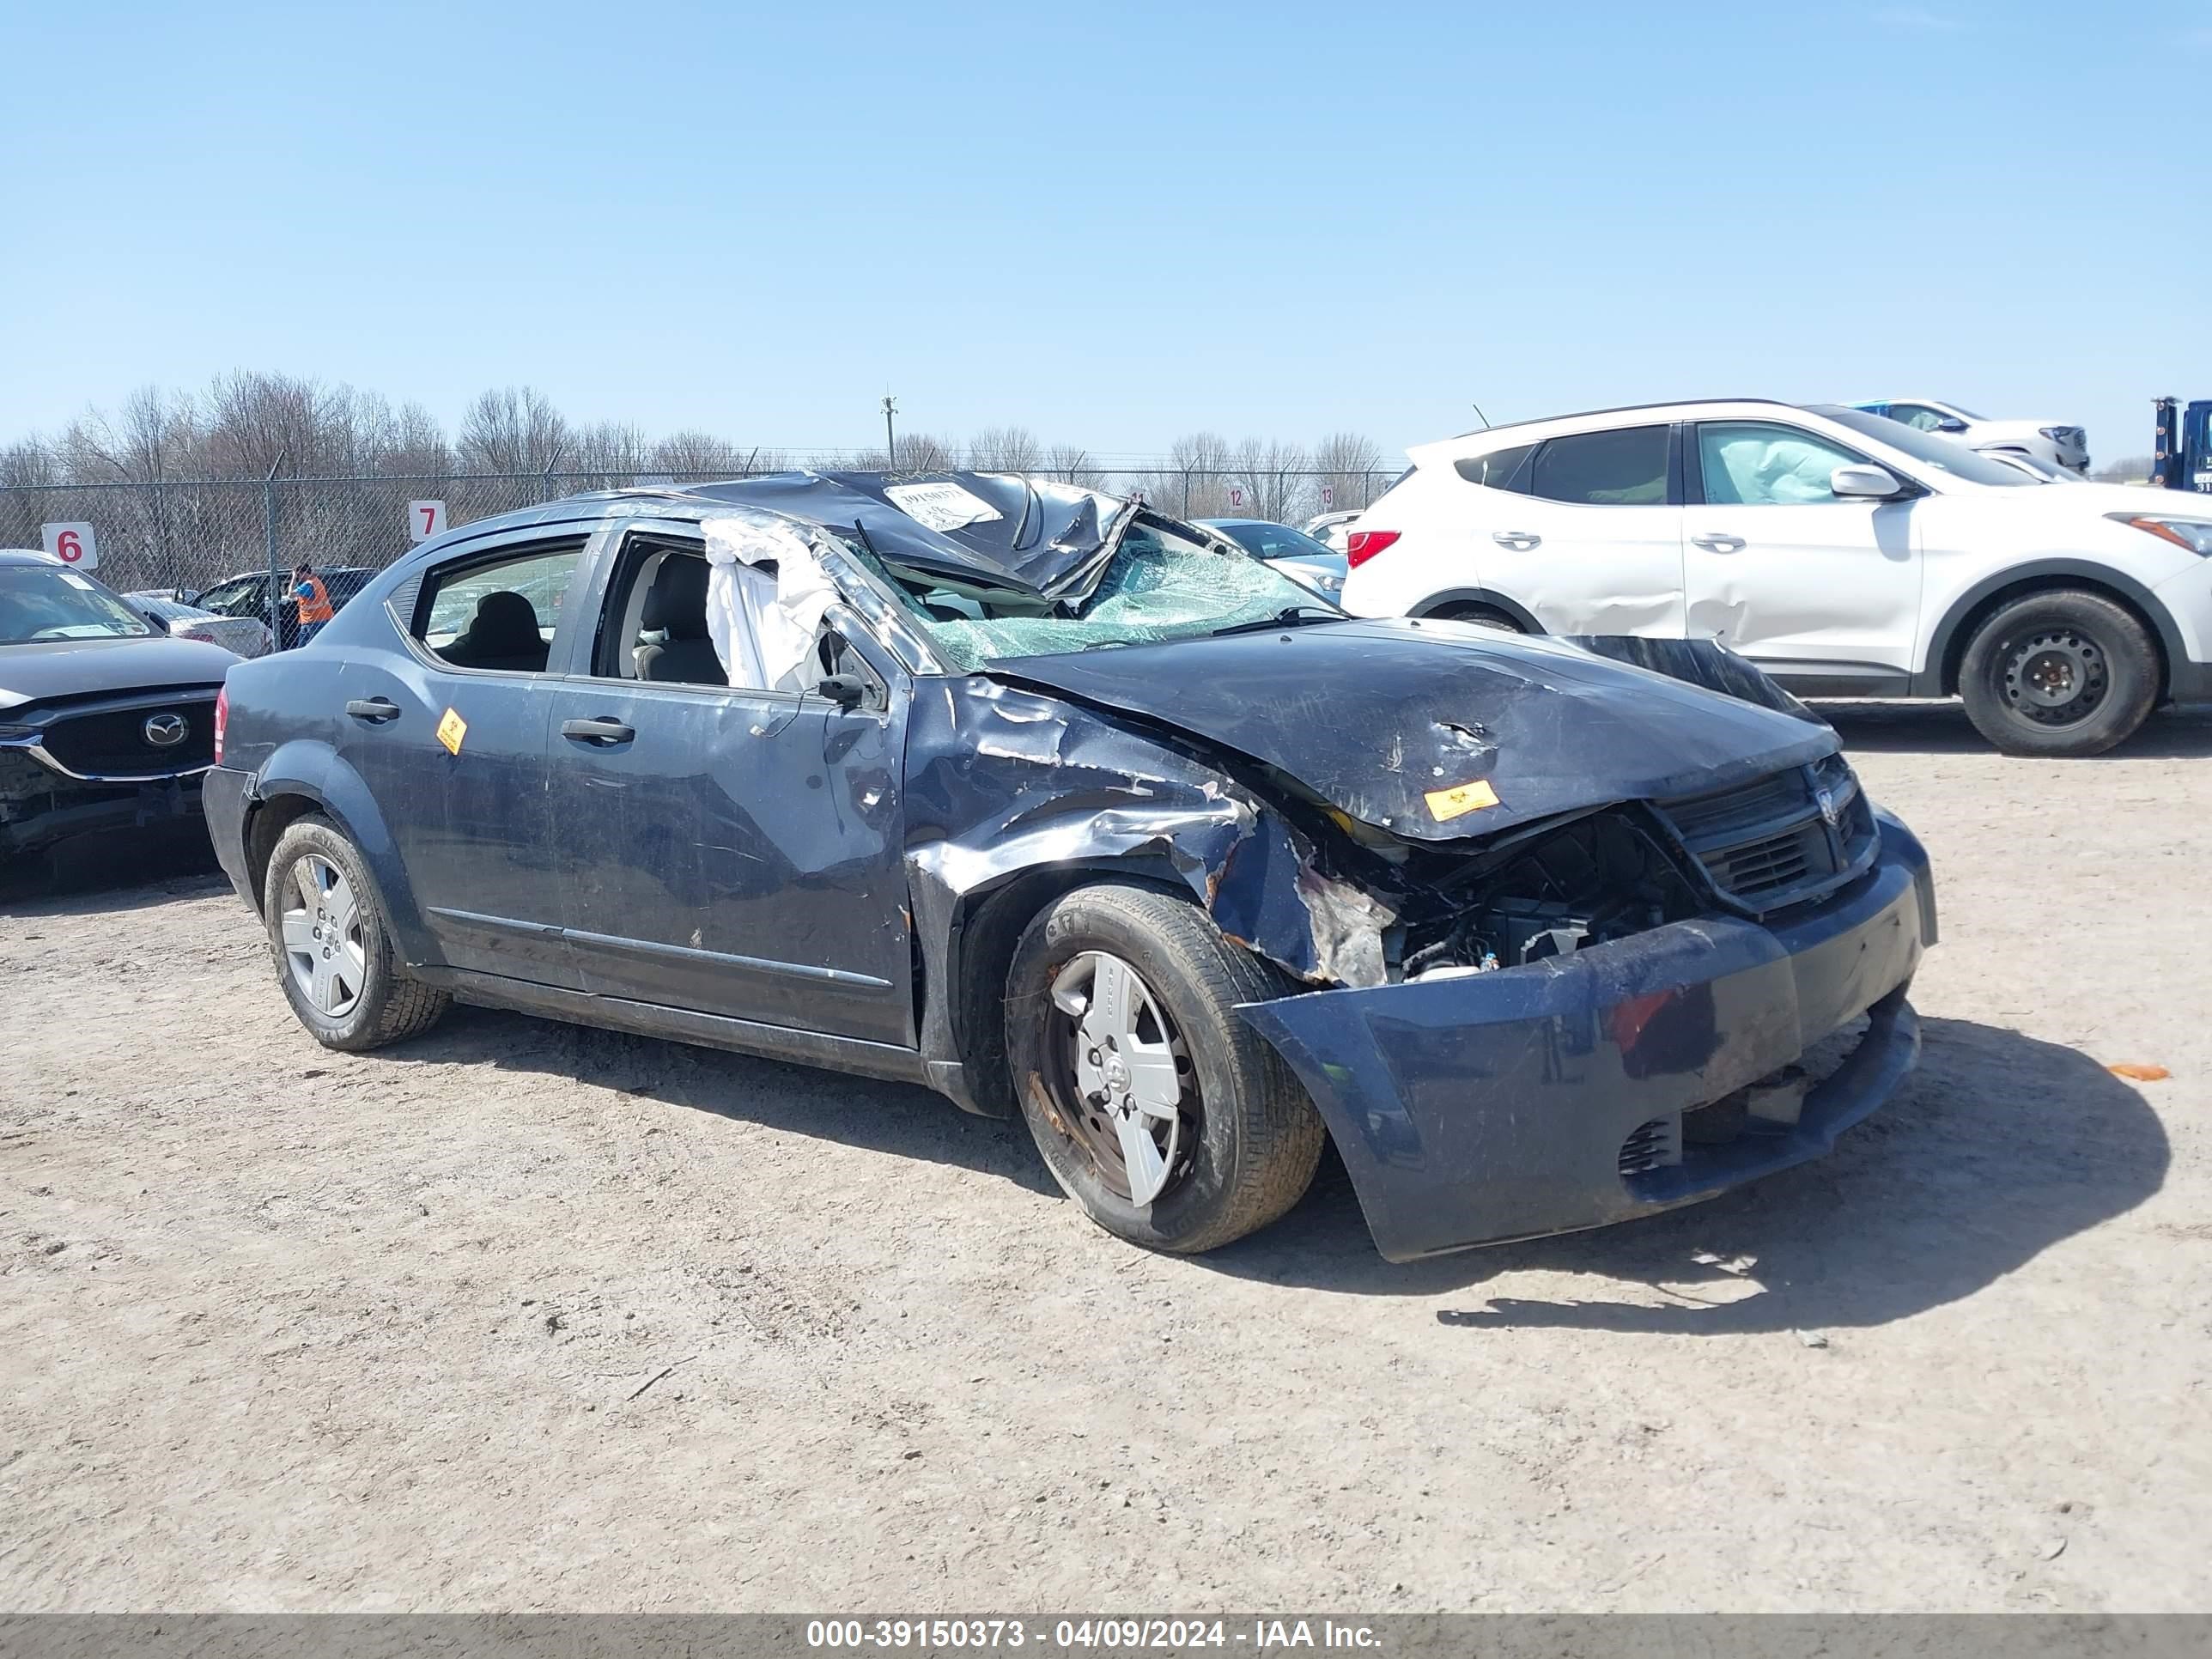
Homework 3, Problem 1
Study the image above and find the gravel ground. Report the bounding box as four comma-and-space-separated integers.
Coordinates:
3, 703, 2208, 1613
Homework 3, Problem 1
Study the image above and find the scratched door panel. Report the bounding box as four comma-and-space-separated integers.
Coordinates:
542, 679, 914, 1045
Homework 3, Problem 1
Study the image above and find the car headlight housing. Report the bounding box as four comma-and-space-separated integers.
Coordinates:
2112, 514, 2212, 554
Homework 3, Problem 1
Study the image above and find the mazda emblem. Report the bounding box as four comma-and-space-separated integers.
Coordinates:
143, 713, 189, 748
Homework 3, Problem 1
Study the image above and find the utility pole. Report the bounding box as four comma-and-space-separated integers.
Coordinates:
882, 393, 897, 468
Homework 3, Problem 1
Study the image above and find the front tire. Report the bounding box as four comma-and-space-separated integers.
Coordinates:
1958, 589, 2160, 757
1005, 881, 1325, 1255
263, 814, 450, 1051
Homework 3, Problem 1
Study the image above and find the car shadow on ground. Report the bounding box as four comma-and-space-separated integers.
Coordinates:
0, 830, 224, 914
387, 1004, 1063, 1195
1195, 1015, 2171, 1333
1819, 700, 2212, 758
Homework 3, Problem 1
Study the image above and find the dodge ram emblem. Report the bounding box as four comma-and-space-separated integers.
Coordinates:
1815, 785, 1840, 827
143, 714, 189, 748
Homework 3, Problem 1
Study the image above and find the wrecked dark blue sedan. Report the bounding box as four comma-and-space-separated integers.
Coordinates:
203, 473, 1936, 1261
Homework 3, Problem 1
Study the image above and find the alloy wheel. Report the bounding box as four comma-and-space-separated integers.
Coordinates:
281, 853, 367, 1018
1044, 951, 1196, 1206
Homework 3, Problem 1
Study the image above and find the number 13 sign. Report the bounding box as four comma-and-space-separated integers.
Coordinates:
407, 501, 448, 544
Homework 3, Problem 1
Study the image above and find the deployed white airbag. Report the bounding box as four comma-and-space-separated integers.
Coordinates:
701, 513, 842, 691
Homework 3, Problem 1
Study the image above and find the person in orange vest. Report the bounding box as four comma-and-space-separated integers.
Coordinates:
291, 562, 335, 646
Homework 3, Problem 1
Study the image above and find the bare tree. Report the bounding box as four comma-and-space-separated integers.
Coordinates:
1044, 443, 1106, 489
1225, 437, 1311, 523
652, 431, 753, 477
2091, 454, 2152, 483
1311, 430, 1387, 514
202, 370, 344, 476
967, 425, 1044, 474
456, 386, 570, 474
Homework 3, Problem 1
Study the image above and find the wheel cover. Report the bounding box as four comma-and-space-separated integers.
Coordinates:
1043, 951, 1195, 1207
1999, 627, 2108, 727
281, 853, 367, 1018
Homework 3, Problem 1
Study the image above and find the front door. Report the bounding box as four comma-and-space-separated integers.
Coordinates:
1680, 418, 1922, 681
541, 535, 915, 1045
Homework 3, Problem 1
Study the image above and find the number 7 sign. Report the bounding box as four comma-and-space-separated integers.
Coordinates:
407, 501, 448, 544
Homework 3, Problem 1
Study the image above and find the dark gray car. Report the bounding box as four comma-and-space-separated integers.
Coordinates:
201, 474, 1936, 1261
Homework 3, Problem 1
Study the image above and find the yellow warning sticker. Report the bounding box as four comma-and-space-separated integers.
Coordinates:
435, 708, 467, 756
1424, 778, 1500, 821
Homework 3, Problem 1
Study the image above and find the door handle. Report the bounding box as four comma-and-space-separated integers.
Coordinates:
561, 716, 635, 744
1492, 531, 1542, 550
1692, 533, 1747, 553
344, 697, 401, 723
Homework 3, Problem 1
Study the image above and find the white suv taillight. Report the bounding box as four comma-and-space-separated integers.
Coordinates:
213, 687, 228, 765
1346, 529, 1401, 568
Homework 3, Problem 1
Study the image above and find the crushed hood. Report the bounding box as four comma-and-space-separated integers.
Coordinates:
984, 620, 1838, 842
680, 471, 1138, 600
0, 635, 236, 713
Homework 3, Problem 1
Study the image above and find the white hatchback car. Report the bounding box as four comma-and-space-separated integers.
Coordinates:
1340, 399, 2212, 756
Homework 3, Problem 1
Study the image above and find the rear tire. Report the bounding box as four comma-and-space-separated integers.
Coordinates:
1005, 880, 1325, 1255
263, 814, 450, 1051
1958, 589, 2160, 757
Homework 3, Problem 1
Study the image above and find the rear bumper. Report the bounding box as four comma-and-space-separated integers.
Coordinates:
1237, 813, 1936, 1261
203, 763, 258, 907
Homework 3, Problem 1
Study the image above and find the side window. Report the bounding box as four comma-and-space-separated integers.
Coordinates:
1454, 443, 1536, 492
1526, 427, 1668, 506
417, 539, 583, 673
1698, 422, 1869, 507
597, 541, 735, 690
1889, 404, 1948, 432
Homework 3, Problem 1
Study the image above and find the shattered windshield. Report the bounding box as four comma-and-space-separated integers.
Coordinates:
881, 519, 1335, 668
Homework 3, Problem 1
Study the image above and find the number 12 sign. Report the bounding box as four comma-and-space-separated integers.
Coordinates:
41, 522, 99, 570
407, 501, 448, 544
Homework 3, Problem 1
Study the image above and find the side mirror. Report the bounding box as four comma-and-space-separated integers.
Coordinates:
1934, 417, 1968, 434
815, 672, 869, 708
142, 610, 173, 635
1832, 464, 1905, 501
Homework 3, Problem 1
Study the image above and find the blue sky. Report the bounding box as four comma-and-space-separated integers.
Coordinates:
3, 0, 2207, 465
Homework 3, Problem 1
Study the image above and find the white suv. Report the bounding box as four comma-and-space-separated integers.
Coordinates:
1340, 399, 2212, 756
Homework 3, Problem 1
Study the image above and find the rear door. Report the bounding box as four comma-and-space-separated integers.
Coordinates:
1680, 418, 1921, 684
1474, 423, 1686, 635
336, 531, 592, 986
540, 526, 915, 1046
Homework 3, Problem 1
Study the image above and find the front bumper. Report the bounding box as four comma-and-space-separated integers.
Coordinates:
1238, 814, 1936, 1261
0, 769, 205, 860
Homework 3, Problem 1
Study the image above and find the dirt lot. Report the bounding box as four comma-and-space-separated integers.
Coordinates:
3, 703, 2209, 1613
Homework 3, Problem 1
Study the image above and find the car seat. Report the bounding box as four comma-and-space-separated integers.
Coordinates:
634, 556, 726, 685
441, 591, 549, 672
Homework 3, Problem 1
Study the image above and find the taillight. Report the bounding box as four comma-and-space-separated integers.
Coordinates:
213, 687, 228, 765
183, 627, 219, 644
1345, 529, 1401, 568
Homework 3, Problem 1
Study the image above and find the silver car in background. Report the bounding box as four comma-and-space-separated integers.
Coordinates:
1198, 518, 1348, 599
126, 592, 273, 659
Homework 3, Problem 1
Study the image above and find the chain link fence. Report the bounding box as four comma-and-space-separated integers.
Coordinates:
0, 465, 1402, 638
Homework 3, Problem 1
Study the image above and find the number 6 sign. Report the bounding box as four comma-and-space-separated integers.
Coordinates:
407, 500, 448, 544
41, 522, 100, 570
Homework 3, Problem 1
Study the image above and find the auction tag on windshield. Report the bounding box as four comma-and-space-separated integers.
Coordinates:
1425, 779, 1500, 822
435, 708, 467, 756
884, 481, 1002, 532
